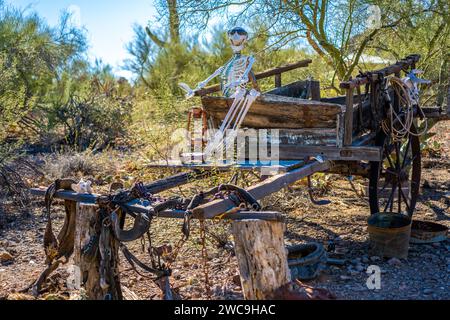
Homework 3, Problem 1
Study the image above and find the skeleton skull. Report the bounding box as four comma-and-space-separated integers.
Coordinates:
228, 27, 248, 53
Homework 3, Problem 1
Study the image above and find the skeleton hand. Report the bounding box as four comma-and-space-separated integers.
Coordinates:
178, 82, 196, 99
197, 81, 208, 89
179, 81, 210, 100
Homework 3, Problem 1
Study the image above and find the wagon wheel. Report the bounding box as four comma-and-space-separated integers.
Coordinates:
368, 123, 421, 216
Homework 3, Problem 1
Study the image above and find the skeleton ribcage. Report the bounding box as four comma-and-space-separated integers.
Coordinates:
221, 56, 249, 96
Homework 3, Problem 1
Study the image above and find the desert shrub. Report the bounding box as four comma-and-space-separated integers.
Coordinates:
51, 91, 132, 151
0, 141, 42, 212
0, 2, 88, 141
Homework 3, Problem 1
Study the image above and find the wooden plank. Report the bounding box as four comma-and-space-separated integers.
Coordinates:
344, 88, 354, 146
277, 128, 337, 146
145, 159, 305, 172
340, 54, 421, 89
203, 93, 343, 129
336, 112, 345, 148
195, 59, 313, 96
266, 80, 308, 97
32, 172, 211, 199
278, 145, 382, 161
143, 171, 209, 194
30, 188, 98, 203
192, 161, 331, 219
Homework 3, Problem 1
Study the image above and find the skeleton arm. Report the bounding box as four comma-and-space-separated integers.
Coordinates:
179, 66, 225, 99
197, 66, 225, 89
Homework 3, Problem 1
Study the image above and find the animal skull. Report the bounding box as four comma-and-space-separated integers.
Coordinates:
71, 179, 93, 194
402, 69, 431, 105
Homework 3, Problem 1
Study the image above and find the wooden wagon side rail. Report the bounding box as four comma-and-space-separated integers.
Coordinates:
339, 54, 421, 90
195, 59, 313, 96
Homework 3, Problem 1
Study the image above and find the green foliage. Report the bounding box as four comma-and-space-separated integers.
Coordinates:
0, 1, 88, 138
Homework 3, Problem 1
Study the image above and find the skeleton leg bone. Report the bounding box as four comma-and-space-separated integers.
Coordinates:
231, 89, 260, 131
224, 90, 260, 148
204, 88, 260, 159
218, 88, 247, 133
205, 88, 247, 156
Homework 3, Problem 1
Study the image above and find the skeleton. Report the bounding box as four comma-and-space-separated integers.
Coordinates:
179, 27, 260, 159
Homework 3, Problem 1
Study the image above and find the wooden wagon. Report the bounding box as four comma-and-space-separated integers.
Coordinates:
149, 54, 449, 219
29, 54, 449, 300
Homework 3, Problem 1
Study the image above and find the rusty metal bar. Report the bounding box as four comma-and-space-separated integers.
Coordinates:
28, 189, 284, 222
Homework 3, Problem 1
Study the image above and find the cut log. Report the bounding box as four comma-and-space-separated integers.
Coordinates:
74, 203, 122, 300
231, 219, 291, 300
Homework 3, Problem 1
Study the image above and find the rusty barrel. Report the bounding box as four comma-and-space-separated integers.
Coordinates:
367, 213, 412, 259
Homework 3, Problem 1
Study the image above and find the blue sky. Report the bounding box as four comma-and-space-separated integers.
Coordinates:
7, 0, 157, 79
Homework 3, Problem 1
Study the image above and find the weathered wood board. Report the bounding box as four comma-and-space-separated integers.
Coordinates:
202, 94, 344, 129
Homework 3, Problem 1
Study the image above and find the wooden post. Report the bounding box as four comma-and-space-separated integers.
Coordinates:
231, 219, 291, 300
310, 80, 321, 101
344, 87, 354, 146
274, 73, 282, 88
74, 203, 122, 300
447, 80, 450, 117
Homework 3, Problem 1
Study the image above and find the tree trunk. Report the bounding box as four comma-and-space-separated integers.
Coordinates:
73, 203, 122, 300
231, 219, 291, 300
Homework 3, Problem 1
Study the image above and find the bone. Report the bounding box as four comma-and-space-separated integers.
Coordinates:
205, 88, 247, 156
219, 88, 246, 132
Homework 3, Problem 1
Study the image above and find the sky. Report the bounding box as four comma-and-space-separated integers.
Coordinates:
6, 0, 157, 79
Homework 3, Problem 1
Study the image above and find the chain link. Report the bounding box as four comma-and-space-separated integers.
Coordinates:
200, 220, 211, 298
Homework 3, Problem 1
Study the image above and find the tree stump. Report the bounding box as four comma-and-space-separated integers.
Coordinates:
73, 203, 122, 300
231, 219, 291, 300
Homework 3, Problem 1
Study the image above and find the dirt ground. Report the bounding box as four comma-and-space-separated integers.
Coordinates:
0, 121, 449, 300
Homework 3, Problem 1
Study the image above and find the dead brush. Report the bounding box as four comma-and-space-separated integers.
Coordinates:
41, 148, 118, 183
0, 142, 43, 218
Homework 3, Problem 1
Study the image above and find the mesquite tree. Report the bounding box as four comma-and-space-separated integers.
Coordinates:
171, 0, 448, 95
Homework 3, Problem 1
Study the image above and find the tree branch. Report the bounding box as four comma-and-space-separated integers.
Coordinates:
145, 27, 166, 48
